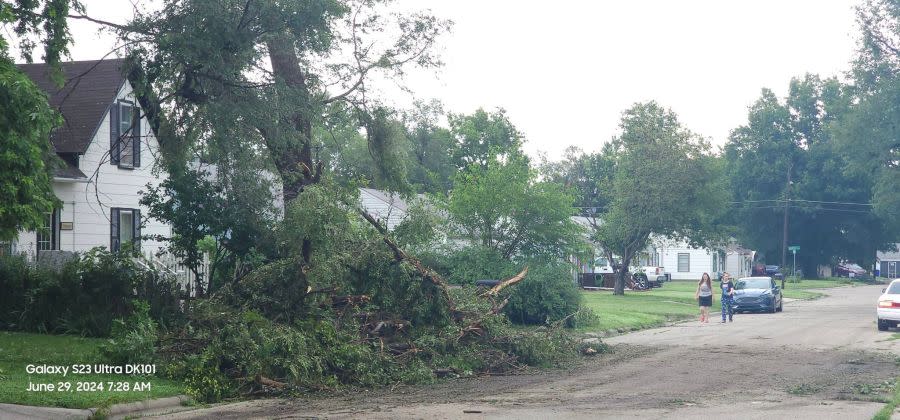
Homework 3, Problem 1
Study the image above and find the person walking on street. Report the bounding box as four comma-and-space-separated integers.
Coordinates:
720, 272, 735, 323
696, 273, 713, 323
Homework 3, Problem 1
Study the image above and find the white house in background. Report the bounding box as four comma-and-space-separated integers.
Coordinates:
358, 188, 415, 230
724, 243, 755, 278
878, 244, 900, 278
5, 59, 171, 257
571, 215, 756, 281
643, 238, 754, 280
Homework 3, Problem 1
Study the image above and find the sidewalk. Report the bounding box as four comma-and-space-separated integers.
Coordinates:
0, 395, 191, 420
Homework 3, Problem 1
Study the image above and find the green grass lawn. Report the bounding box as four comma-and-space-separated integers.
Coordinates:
580, 277, 856, 333
0, 331, 184, 409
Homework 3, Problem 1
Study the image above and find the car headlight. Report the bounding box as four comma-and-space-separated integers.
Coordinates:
760, 290, 772, 296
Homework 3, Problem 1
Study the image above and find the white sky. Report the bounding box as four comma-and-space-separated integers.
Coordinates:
60, 0, 862, 159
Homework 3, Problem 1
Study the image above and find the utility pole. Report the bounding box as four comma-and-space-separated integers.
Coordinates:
781, 163, 792, 289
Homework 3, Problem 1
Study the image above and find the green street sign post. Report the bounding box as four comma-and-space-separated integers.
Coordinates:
788, 246, 800, 278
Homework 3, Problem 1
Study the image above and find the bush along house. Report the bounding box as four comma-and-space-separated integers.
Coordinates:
6, 59, 171, 259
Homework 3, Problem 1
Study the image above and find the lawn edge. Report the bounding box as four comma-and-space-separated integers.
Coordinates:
0, 394, 192, 419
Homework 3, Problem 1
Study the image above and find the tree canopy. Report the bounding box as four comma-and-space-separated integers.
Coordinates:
0, 0, 79, 239
562, 102, 720, 294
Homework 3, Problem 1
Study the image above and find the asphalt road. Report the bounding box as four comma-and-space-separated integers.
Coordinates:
147, 284, 900, 420
608, 283, 900, 352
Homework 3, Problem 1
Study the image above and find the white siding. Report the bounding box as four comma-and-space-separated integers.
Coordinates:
658, 242, 714, 280
15, 81, 171, 255
725, 253, 753, 278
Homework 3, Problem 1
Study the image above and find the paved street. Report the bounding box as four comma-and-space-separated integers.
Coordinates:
149, 285, 900, 420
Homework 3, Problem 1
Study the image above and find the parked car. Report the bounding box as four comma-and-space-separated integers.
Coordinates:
836, 263, 866, 278
593, 257, 614, 274
876, 279, 900, 331
637, 266, 669, 282
632, 272, 664, 288
731, 276, 783, 313
765, 265, 780, 275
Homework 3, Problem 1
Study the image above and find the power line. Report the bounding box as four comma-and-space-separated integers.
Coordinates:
730, 199, 873, 206
737, 205, 873, 214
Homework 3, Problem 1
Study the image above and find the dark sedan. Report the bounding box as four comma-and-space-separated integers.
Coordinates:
731, 277, 783, 313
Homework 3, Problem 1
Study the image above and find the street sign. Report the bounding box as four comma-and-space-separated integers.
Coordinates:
788, 245, 800, 252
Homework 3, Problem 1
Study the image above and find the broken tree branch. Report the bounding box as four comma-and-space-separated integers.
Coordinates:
483, 267, 529, 297
358, 209, 457, 314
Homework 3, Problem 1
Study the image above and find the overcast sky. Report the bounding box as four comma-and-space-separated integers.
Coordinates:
61, 0, 862, 159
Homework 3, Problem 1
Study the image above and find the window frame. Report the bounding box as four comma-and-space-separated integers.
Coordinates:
36, 209, 60, 252
110, 208, 141, 252
677, 253, 690, 273
111, 100, 141, 169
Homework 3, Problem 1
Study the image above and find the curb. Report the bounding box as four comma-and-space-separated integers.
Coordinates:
0, 395, 191, 420
95, 395, 191, 419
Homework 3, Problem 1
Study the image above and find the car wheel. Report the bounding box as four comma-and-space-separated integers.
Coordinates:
878, 319, 889, 331
776, 299, 783, 312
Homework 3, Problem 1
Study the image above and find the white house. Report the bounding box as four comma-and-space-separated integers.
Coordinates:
645, 238, 754, 280
359, 188, 416, 230
6, 59, 170, 257
878, 244, 900, 279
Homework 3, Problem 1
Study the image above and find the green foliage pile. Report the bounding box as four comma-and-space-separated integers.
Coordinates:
128, 183, 588, 403
0, 249, 182, 337
100, 301, 159, 366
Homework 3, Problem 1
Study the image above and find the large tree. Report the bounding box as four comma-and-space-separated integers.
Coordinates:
78, 0, 450, 293
834, 0, 900, 242
580, 102, 718, 295
448, 154, 584, 261
727, 73, 896, 274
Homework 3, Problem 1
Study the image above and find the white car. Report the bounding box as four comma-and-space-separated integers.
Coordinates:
876, 279, 900, 331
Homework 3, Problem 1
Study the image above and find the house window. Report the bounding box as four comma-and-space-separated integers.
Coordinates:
884, 261, 898, 279
36, 210, 60, 252
110, 208, 141, 252
0, 240, 13, 256
677, 253, 690, 272
119, 103, 134, 167
110, 101, 140, 168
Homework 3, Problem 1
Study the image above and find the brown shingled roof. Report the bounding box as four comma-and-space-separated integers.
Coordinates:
17, 59, 127, 154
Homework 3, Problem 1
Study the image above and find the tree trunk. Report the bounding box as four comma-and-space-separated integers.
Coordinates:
613, 250, 632, 296
613, 269, 627, 295
266, 35, 319, 265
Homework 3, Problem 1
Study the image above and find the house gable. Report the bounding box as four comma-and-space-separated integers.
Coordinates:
17, 59, 128, 154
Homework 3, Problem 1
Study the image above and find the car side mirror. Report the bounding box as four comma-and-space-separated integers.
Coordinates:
883, 288, 887, 293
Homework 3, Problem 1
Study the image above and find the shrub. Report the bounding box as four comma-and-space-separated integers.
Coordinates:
441, 246, 516, 285
0, 248, 182, 336
503, 261, 583, 327
0, 254, 32, 329
100, 301, 159, 365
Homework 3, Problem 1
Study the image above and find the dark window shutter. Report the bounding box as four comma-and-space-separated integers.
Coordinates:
133, 209, 141, 252
133, 111, 141, 167
110, 103, 120, 165
110, 208, 120, 251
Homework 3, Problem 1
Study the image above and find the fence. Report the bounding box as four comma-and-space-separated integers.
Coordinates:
144, 250, 209, 298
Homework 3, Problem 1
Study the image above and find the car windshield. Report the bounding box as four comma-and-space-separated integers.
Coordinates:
888, 282, 900, 294
736, 278, 771, 290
